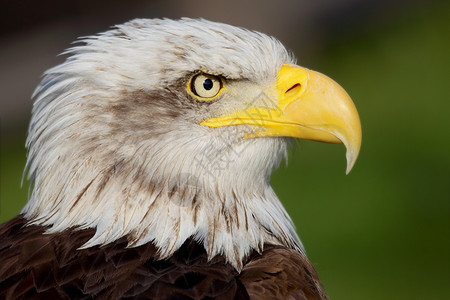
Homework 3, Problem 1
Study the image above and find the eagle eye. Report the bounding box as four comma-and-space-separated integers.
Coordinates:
188, 72, 224, 100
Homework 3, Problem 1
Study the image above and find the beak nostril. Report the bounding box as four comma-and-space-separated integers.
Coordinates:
285, 83, 301, 94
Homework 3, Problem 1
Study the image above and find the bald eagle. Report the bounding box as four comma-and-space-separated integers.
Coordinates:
0, 18, 361, 299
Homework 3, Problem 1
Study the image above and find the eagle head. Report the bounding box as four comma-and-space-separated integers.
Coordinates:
22, 18, 361, 270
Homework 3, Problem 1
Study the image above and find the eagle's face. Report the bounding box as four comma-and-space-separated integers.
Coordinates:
23, 18, 361, 269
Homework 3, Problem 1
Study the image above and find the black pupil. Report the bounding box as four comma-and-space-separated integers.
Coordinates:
203, 78, 213, 90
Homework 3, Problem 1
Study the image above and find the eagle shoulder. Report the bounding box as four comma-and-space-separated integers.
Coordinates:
0, 216, 327, 299
240, 245, 329, 300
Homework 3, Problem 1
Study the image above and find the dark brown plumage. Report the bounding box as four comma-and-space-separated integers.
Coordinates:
0, 216, 328, 299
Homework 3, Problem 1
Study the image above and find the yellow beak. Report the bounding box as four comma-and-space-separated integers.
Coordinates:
200, 64, 362, 174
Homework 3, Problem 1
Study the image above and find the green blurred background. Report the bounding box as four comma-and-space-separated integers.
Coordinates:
1, 1, 449, 299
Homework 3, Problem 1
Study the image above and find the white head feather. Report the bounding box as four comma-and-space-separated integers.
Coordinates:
22, 18, 303, 270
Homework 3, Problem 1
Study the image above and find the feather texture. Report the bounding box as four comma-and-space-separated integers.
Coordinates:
0, 216, 328, 299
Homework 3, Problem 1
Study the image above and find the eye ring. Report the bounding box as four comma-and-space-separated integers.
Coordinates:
187, 72, 225, 101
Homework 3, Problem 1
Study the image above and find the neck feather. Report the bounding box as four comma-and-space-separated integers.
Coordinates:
23, 125, 303, 270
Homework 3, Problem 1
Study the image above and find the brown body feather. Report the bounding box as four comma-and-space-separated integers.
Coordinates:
0, 216, 328, 299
